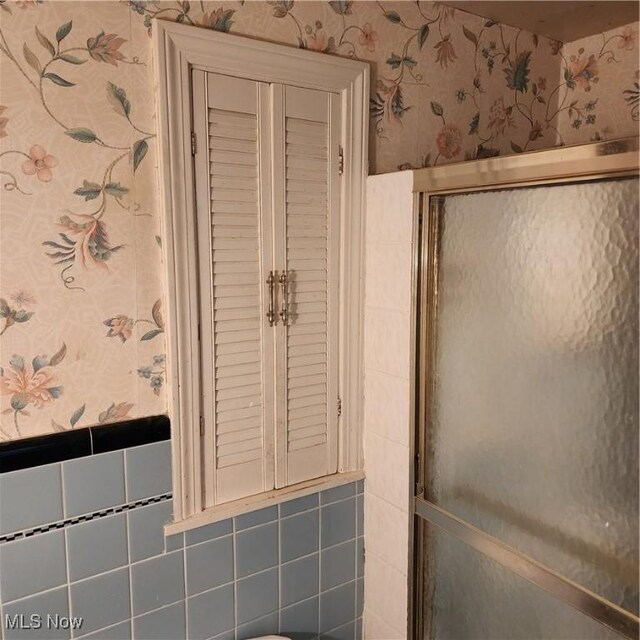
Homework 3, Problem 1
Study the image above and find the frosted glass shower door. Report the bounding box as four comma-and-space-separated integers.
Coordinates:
415, 176, 639, 639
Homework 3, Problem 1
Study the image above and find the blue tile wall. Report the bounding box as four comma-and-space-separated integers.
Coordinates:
0, 441, 364, 640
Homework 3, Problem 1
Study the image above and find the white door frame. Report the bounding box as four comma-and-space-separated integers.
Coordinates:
153, 19, 369, 523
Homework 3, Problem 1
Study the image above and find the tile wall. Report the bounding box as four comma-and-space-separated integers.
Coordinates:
362, 172, 415, 639
0, 440, 364, 640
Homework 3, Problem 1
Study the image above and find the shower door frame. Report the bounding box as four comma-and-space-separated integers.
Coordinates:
410, 136, 640, 640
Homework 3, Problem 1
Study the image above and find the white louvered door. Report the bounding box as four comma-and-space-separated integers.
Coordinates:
273, 85, 341, 487
193, 71, 275, 506
193, 71, 340, 506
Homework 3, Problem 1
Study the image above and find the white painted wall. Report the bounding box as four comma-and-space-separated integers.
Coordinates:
363, 171, 415, 639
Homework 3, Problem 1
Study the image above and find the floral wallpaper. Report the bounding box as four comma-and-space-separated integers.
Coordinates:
0, 0, 637, 441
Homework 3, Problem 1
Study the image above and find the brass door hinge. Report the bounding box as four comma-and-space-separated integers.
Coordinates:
337, 397, 342, 417
338, 146, 344, 175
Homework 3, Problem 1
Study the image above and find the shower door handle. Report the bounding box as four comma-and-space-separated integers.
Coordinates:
266, 271, 277, 326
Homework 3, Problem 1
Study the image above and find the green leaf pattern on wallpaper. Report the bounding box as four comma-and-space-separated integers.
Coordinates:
0, 0, 637, 440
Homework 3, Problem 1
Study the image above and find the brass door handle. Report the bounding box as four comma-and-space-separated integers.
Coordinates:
279, 271, 289, 326
266, 271, 277, 326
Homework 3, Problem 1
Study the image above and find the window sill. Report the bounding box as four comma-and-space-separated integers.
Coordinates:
164, 469, 365, 535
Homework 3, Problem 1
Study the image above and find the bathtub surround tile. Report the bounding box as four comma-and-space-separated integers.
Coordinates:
130, 551, 184, 615
132, 601, 186, 640
234, 505, 277, 531
320, 484, 356, 505
279, 493, 318, 518
364, 174, 416, 636
320, 582, 356, 634
363, 370, 410, 447
363, 555, 407, 635
76, 621, 131, 640
165, 532, 183, 553
321, 499, 356, 549
0, 529, 67, 602
0, 461, 360, 640
210, 631, 235, 640
355, 617, 362, 640
365, 172, 414, 244
235, 522, 278, 579
186, 535, 233, 596
187, 584, 234, 640
90, 416, 170, 455
66, 513, 128, 582
365, 243, 413, 313
320, 621, 355, 640
364, 435, 410, 512
0, 430, 91, 474
0, 416, 170, 475
185, 519, 232, 546
356, 578, 364, 618
356, 496, 364, 538
128, 500, 173, 562
321, 541, 356, 592
363, 308, 411, 380
280, 509, 319, 563
70, 568, 131, 636
0, 463, 63, 535
236, 568, 278, 625
364, 493, 409, 574
125, 441, 172, 502
63, 451, 125, 518
2, 586, 71, 640
280, 596, 319, 640
363, 607, 403, 640
236, 612, 278, 640
281, 553, 319, 608
356, 480, 364, 495
356, 537, 364, 578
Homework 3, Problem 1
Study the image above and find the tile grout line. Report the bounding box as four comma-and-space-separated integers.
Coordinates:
183, 525, 189, 640
125, 508, 134, 638
74, 618, 128, 640
318, 494, 323, 636
277, 503, 282, 635
87, 427, 95, 456
61, 461, 74, 639
121, 448, 134, 640
232, 515, 238, 636
353, 491, 358, 640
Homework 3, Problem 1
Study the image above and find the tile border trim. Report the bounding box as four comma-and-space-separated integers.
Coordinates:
0, 415, 170, 473
0, 493, 172, 544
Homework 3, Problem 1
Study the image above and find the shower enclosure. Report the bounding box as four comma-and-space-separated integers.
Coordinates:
411, 138, 639, 639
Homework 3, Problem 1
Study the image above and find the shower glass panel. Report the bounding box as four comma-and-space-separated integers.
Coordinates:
422, 521, 624, 640
430, 178, 639, 614
413, 139, 639, 640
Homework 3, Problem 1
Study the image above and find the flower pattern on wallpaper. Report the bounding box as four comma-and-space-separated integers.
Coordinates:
119, 0, 638, 167
98, 400, 134, 423
104, 299, 164, 343
0, 290, 35, 336
0, 13, 154, 290
138, 354, 166, 396
0, 0, 638, 441
0, 343, 66, 438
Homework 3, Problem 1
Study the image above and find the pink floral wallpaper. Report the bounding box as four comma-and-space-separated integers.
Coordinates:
0, 0, 637, 441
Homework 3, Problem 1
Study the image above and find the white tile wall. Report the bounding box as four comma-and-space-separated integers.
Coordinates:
363, 171, 415, 640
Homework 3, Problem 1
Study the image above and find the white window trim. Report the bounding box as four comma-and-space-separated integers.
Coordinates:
153, 19, 369, 528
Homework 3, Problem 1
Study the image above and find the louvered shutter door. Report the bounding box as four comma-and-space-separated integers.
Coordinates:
273, 85, 341, 487
193, 71, 275, 505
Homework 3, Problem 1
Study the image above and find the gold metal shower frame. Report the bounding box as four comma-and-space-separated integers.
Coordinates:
410, 136, 640, 640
